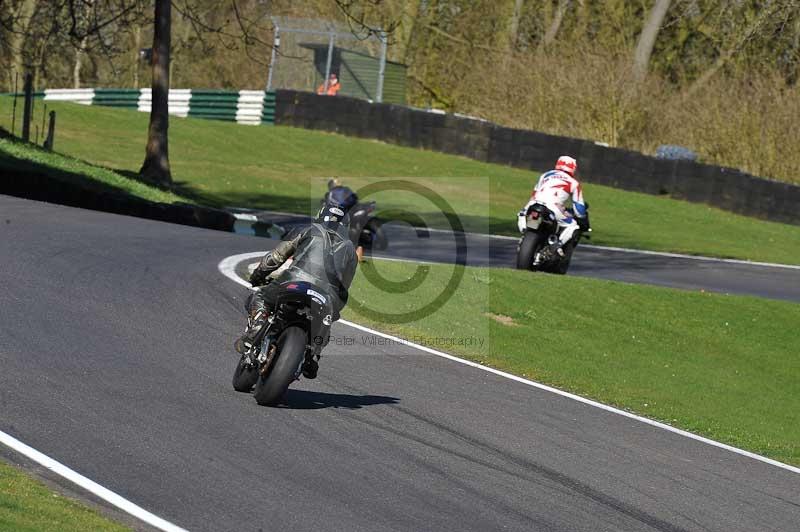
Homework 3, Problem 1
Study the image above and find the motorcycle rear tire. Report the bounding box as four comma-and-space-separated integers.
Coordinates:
232, 355, 259, 392
253, 326, 306, 406
516, 231, 543, 270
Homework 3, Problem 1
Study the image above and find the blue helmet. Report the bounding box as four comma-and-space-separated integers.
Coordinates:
316, 198, 351, 233
326, 186, 358, 213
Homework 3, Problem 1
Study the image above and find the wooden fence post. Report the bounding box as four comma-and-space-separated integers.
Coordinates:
44, 111, 56, 151
21, 73, 33, 142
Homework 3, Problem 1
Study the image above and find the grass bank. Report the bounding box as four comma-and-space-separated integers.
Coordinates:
2, 98, 800, 265
343, 259, 800, 466
0, 461, 128, 531
0, 136, 184, 205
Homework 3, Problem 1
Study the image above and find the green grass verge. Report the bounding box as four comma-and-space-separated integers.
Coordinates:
0, 461, 129, 531
343, 259, 800, 466
0, 137, 184, 204
2, 97, 800, 265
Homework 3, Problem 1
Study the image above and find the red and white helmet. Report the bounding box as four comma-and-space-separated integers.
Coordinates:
555, 155, 578, 177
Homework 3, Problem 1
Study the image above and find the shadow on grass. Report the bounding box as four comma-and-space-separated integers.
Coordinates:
111, 159, 514, 233
199, 189, 514, 234
113, 167, 319, 214
2, 124, 511, 234
0, 129, 175, 203
279, 388, 399, 410
0, 140, 133, 198
378, 210, 515, 236
0, 132, 235, 231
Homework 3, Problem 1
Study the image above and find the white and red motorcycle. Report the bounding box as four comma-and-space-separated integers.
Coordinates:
515, 203, 590, 275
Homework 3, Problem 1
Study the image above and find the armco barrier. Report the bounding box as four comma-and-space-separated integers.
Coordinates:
273, 89, 800, 225
38, 88, 275, 125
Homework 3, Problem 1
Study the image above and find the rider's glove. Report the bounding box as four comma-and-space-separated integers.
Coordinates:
577, 216, 591, 232
249, 268, 268, 287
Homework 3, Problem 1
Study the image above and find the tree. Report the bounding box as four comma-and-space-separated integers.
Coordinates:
139, 0, 171, 185
684, 0, 798, 95
508, 0, 524, 50
4, 0, 38, 89
541, 0, 572, 49
72, 0, 94, 88
632, 0, 672, 82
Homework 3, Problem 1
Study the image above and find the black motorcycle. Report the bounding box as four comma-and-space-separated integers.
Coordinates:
348, 201, 387, 251
321, 184, 388, 251
232, 280, 331, 406
515, 203, 589, 275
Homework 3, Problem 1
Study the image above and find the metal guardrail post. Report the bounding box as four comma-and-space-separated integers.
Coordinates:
376, 31, 387, 103
11, 71, 19, 136
266, 26, 279, 92
323, 31, 335, 93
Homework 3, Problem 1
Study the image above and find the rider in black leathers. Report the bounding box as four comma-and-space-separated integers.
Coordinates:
235, 200, 358, 379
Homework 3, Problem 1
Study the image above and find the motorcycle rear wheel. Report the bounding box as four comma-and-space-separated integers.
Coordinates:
368, 219, 388, 250
253, 326, 307, 406
516, 231, 543, 270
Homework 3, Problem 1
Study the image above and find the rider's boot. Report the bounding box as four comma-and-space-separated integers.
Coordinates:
545, 235, 565, 257
234, 308, 269, 355
301, 355, 319, 379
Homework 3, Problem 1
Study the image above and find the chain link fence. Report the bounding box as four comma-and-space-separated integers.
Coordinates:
266, 17, 394, 103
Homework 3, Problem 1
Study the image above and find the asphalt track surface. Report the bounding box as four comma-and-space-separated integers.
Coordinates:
238, 211, 800, 304
2, 194, 799, 532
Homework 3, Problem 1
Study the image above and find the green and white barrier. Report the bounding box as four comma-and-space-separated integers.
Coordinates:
42, 88, 275, 125
137, 88, 191, 118
43, 88, 95, 105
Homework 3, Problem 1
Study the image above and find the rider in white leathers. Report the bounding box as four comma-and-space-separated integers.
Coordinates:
517, 155, 590, 255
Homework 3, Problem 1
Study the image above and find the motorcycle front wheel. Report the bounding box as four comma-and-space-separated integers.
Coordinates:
253, 326, 307, 406
552, 241, 576, 275
232, 355, 259, 392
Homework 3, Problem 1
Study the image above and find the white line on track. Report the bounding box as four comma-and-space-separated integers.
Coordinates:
582, 244, 800, 270
247, 211, 800, 270
0, 430, 187, 532
419, 227, 800, 270
219, 251, 800, 476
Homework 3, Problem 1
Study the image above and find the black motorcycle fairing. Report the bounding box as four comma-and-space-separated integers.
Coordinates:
526, 202, 557, 222
274, 281, 332, 352
349, 201, 376, 219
